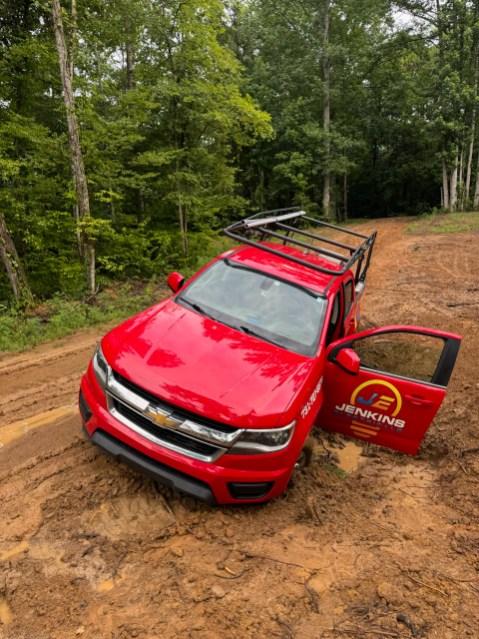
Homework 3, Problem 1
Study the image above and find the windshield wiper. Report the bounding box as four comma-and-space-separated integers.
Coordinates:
238, 325, 282, 348
180, 298, 216, 321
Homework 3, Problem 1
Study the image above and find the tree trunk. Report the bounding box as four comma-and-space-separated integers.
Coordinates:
343, 172, 348, 221
0, 213, 33, 305
176, 165, 188, 255
449, 154, 458, 212
178, 197, 188, 256
51, 0, 95, 295
442, 159, 449, 210
259, 167, 265, 210
69, 0, 77, 80
126, 41, 135, 90
73, 203, 82, 256
465, 34, 479, 207
437, 1, 453, 211
322, 0, 331, 220
473, 147, 479, 209
465, 135, 475, 208
458, 148, 464, 210
109, 180, 117, 223
86, 243, 95, 295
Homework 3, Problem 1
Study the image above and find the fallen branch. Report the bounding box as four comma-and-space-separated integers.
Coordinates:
214, 567, 249, 580
456, 460, 469, 475
404, 573, 448, 597
272, 615, 294, 638
397, 487, 427, 500
242, 551, 319, 573
434, 569, 479, 584
460, 446, 479, 456
446, 301, 479, 307
334, 625, 404, 637
304, 571, 320, 613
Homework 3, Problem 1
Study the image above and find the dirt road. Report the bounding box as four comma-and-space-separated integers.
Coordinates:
0, 219, 478, 639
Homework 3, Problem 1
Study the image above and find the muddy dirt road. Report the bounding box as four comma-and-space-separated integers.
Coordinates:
0, 219, 478, 639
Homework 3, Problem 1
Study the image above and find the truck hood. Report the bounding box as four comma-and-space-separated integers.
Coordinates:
102, 299, 315, 427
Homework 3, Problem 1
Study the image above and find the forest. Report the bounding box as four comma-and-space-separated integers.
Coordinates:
1, 0, 479, 307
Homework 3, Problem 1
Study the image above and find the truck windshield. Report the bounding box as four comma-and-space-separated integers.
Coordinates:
177, 260, 327, 356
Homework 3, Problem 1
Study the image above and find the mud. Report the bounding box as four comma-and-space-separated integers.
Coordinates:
0, 219, 478, 639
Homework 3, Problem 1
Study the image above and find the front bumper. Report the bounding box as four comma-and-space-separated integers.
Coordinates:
80, 367, 296, 505
88, 428, 216, 503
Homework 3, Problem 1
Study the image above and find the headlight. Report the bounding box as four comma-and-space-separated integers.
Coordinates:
93, 345, 110, 390
228, 422, 295, 455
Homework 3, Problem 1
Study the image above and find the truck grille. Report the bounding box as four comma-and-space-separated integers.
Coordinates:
111, 399, 219, 458
105, 370, 243, 463
112, 371, 236, 433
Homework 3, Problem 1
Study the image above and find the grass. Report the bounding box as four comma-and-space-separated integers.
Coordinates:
407, 211, 479, 234
324, 462, 348, 480
0, 231, 235, 355
0, 281, 166, 354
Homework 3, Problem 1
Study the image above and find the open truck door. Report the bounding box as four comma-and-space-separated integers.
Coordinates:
317, 326, 461, 455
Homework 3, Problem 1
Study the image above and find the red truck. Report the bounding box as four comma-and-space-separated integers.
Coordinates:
79, 209, 461, 504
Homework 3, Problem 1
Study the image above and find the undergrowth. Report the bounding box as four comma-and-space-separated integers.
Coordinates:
0, 281, 165, 353
408, 211, 479, 234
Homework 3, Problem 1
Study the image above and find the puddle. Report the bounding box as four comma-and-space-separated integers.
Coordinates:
0, 540, 29, 561
0, 405, 76, 448
96, 576, 125, 593
0, 598, 13, 625
327, 441, 364, 473
97, 579, 115, 593
85, 494, 174, 540
29, 542, 64, 564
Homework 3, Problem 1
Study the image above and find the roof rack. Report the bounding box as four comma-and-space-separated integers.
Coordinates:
223, 207, 377, 285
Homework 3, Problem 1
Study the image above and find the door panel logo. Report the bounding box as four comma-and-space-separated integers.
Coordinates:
335, 379, 405, 439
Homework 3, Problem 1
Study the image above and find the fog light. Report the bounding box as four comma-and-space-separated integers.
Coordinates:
228, 482, 274, 500
79, 390, 92, 424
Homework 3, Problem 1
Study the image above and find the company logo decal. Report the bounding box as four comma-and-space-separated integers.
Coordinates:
335, 379, 405, 439
301, 377, 324, 419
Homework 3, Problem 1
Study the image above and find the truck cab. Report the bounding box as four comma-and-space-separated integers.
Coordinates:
79, 209, 461, 504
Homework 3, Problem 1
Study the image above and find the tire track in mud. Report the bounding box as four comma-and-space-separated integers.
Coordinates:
0, 398, 77, 434
0, 330, 100, 431
0, 330, 100, 374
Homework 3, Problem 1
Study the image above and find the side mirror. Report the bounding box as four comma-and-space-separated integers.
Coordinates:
335, 347, 360, 375
167, 271, 185, 293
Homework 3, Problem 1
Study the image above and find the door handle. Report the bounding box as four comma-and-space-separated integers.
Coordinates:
405, 394, 433, 407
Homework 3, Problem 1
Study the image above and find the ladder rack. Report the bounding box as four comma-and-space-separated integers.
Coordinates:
223, 207, 377, 284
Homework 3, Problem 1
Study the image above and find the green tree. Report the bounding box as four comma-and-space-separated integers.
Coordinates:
234, 0, 394, 218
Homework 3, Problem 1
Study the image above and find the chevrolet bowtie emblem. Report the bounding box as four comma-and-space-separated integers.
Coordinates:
145, 405, 179, 429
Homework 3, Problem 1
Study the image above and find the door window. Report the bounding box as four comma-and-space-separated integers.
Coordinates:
351, 331, 445, 383
326, 293, 341, 344
343, 280, 354, 317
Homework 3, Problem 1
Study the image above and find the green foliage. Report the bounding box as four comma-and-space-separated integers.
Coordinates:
1, 0, 479, 311
0, 224, 237, 351
407, 211, 479, 234
324, 462, 348, 480
235, 0, 446, 217
0, 0, 271, 305
0, 282, 163, 352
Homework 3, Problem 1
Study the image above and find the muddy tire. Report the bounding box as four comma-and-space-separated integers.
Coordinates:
295, 437, 315, 471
